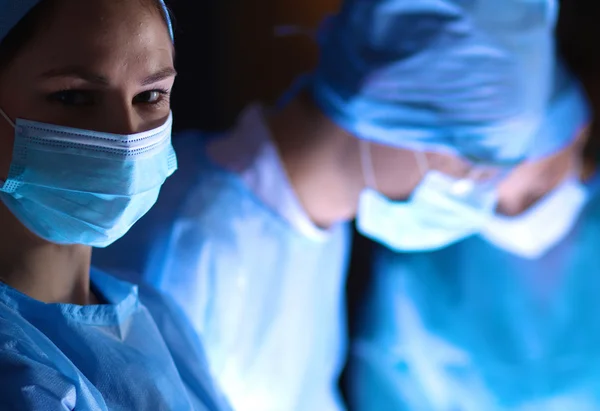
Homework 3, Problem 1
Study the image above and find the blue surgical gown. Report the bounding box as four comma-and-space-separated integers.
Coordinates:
0, 269, 230, 410
93, 105, 351, 411
348, 183, 600, 410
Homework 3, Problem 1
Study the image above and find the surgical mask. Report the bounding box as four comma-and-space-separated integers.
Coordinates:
481, 172, 588, 259
0, 109, 177, 247
356, 141, 498, 252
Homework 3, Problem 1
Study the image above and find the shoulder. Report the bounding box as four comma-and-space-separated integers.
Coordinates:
0, 308, 105, 410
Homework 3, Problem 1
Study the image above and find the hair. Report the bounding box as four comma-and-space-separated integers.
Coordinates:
0, 0, 173, 72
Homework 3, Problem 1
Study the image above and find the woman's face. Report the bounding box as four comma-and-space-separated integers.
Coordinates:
0, 0, 176, 179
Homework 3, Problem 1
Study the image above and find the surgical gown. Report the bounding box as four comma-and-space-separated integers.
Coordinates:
0, 269, 230, 411
93, 105, 351, 411
348, 180, 600, 410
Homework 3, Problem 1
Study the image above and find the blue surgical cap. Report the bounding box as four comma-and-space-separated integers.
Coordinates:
0, 0, 41, 44
0, 0, 174, 45
158, 0, 174, 41
527, 59, 590, 161
312, 0, 588, 165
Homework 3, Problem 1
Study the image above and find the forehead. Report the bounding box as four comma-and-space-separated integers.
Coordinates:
16, 0, 173, 76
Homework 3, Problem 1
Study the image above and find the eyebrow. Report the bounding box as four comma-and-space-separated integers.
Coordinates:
140, 67, 178, 86
39, 66, 178, 86
39, 66, 110, 85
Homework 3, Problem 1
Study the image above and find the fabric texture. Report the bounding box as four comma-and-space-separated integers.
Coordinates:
0, 269, 230, 411
0, 0, 174, 44
0, 113, 177, 247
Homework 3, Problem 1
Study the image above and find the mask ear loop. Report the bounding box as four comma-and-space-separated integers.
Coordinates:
0, 107, 15, 189
0, 108, 15, 128
414, 151, 429, 178
360, 140, 379, 191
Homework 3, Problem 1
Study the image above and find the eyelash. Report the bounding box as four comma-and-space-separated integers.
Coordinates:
47, 88, 172, 107
141, 88, 171, 104
144, 88, 171, 108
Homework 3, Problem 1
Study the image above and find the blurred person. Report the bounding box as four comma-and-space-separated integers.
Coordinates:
335, 1, 600, 409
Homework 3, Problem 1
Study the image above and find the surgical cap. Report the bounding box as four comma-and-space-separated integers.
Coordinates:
0, 0, 174, 45
0, 0, 41, 43
312, 0, 588, 165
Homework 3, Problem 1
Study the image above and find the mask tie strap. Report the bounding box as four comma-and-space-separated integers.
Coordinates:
0, 108, 15, 129
360, 140, 378, 191
0, 108, 14, 189
414, 151, 429, 178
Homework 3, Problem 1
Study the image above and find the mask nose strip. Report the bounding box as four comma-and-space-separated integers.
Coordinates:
0, 108, 15, 129
360, 140, 378, 191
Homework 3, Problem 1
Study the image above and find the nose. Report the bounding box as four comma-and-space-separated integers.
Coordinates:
104, 101, 144, 135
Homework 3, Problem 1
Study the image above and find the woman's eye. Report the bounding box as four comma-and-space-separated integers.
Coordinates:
48, 90, 94, 106
134, 90, 168, 104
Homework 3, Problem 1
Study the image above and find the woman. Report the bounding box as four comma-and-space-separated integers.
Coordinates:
0, 1, 229, 409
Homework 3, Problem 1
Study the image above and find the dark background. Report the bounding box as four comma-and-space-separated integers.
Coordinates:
167, 0, 340, 132
166, 0, 600, 128
166, 0, 598, 405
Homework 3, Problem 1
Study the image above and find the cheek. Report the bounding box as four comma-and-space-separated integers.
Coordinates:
496, 164, 556, 216
0, 78, 47, 179
371, 145, 422, 200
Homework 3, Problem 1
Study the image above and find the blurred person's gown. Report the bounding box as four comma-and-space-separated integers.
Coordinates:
347, 174, 600, 410
93, 105, 351, 411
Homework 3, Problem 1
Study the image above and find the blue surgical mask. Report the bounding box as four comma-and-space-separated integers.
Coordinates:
481, 172, 589, 259
356, 141, 498, 252
0, 109, 177, 247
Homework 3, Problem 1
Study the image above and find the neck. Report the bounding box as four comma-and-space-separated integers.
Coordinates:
0, 203, 94, 305
268, 93, 364, 228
